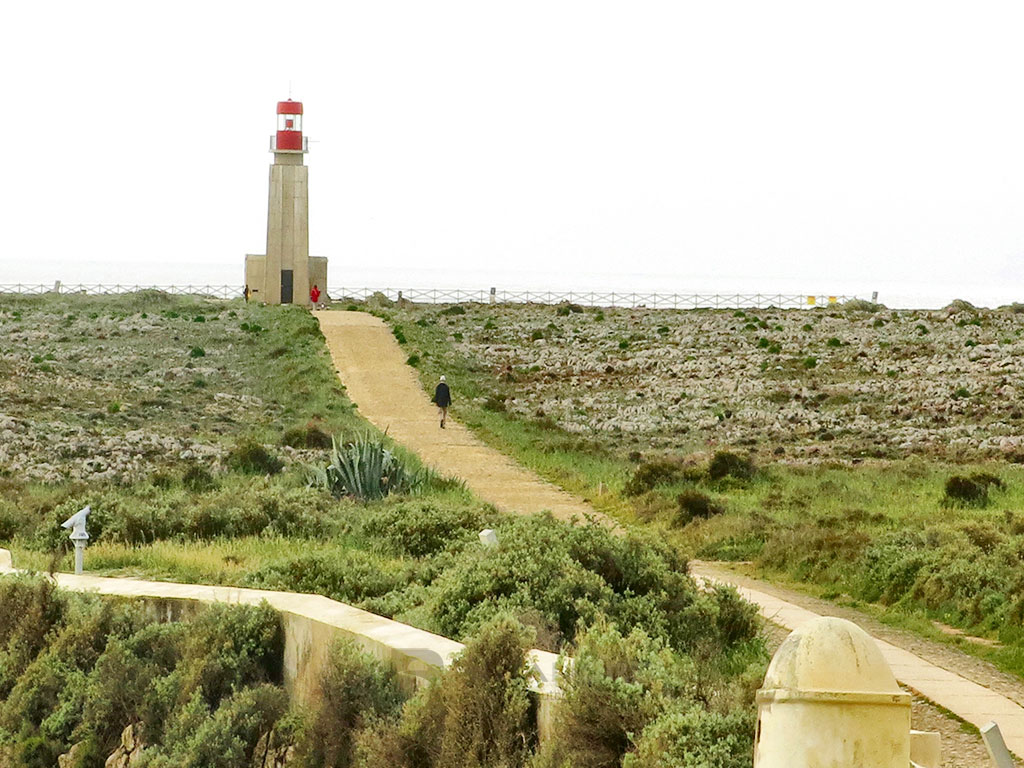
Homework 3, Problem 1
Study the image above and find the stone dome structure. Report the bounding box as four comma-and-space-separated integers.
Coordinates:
761, 615, 902, 696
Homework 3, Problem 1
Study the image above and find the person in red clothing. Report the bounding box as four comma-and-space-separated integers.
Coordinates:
310, 284, 321, 309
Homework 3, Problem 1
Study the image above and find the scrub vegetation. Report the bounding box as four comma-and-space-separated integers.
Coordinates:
381, 299, 1024, 677
0, 292, 766, 767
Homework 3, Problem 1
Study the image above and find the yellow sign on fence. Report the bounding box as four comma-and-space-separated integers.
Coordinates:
807, 296, 816, 306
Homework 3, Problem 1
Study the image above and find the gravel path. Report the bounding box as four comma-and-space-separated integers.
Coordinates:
317, 311, 612, 524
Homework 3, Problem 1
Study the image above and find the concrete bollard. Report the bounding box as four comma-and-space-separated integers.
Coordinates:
910, 730, 942, 768
754, 616, 923, 768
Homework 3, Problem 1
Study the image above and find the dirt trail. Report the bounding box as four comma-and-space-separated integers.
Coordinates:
317, 311, 606, 523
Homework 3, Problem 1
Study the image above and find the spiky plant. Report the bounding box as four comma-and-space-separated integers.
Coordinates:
308, 435, 428, 500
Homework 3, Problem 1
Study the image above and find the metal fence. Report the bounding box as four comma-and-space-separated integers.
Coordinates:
0, 283, 865, 309
328, 287, 865, 309
0, 284, 241, 300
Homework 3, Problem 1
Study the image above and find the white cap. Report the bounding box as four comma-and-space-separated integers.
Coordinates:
440, 375, 446, 382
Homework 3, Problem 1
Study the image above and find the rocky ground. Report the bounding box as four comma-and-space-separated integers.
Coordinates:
0, 295, 320, 483
405, 300, 1024, 463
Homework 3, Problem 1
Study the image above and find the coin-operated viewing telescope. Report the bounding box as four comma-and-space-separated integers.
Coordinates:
61, 505, 90, 574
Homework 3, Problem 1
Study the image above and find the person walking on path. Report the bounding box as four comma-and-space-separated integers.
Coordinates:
310, 284, 321, 309
432, 375, 452, 428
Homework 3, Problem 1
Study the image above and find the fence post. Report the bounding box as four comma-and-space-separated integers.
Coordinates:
490, 287, 496, 304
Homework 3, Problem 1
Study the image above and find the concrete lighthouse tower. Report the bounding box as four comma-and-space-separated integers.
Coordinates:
245, 99, 327, 305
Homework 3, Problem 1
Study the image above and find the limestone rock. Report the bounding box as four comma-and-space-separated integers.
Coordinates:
105, 723, 145, 768
251, 731, 295, 767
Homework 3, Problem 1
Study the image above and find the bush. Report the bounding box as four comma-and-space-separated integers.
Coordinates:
359, 500, 484, 558
149, 684, 288, 768
675, 490, 723, 526
181, 463, 216, 492
245, 550, 407, 608
708, 451, 755, 482
295, 639, 403, 768
0, 577, 67, 699
281, 422, 333, 449
624, 460, 679, 496
440, 305, 467, 316
423, 514, 753, 656
227, 440, 284, 475
189, 346, 205, 358
482, 393, 507, 412
543, 622, 686, 768
943, 472, 1003, 507
357, 617, 534, 768
623, 706, 755, 768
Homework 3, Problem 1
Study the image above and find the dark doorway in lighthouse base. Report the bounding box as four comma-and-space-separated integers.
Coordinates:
281, 270, 294, 304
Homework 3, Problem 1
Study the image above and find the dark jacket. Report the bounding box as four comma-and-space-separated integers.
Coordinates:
433, 382, 452, 408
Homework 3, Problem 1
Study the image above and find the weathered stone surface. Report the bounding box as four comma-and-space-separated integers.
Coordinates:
251, 731, 295, 767
417, 304, 1024, 462
58, 742, 87, 768
105, 723, 144, 768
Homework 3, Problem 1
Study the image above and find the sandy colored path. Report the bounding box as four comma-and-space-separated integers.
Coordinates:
317, 311, 604, 522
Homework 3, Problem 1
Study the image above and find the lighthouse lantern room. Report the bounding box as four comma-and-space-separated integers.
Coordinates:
273, 100, 306, 152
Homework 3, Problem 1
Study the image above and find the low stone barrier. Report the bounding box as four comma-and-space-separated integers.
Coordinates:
0, 549, 561, 741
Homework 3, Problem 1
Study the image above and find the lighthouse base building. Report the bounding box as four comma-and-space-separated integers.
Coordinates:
245, 99, 327, 306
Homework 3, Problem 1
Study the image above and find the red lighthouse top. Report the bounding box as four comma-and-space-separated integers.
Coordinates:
274, 99, 306, 152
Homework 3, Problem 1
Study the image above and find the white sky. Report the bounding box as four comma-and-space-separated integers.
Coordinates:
2, 1, 1023, 307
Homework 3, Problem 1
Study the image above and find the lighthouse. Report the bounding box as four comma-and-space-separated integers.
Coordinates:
244, 99, 327, 305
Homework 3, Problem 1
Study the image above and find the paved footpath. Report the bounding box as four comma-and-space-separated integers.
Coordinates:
318, 308, 1024, 758
317, 310, 609, 524
692, 561, 1024, 760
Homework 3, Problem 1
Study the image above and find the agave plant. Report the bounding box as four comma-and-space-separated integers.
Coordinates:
309, 435, 428, 500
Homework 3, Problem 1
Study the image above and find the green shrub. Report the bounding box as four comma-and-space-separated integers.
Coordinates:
803, 356, 818, 369
943, 472, 1003, 507
543, 622, 686, 768
227, 440, 284, 476
423, 514, 753, 655
826, 337, 842, 347
530, 329, 544, 341
245, 550, 407, 607
357, 616, 534, 768
180, 602, 284, 708
708, 451, 755, 482
624, 460, 679, 496
407, 354, 421, 367
181, 463, 216, 492
0, 577, 67, 699
440, 305, 467, 316
675, 490, 723, 526
282, 422, 333, 449
624, 706, 755, 768
483, 394, 507, 412
149, 684, 288, 768
189, 346, 205, 358
297, 639, 404, 768
359, 500, 484, 558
